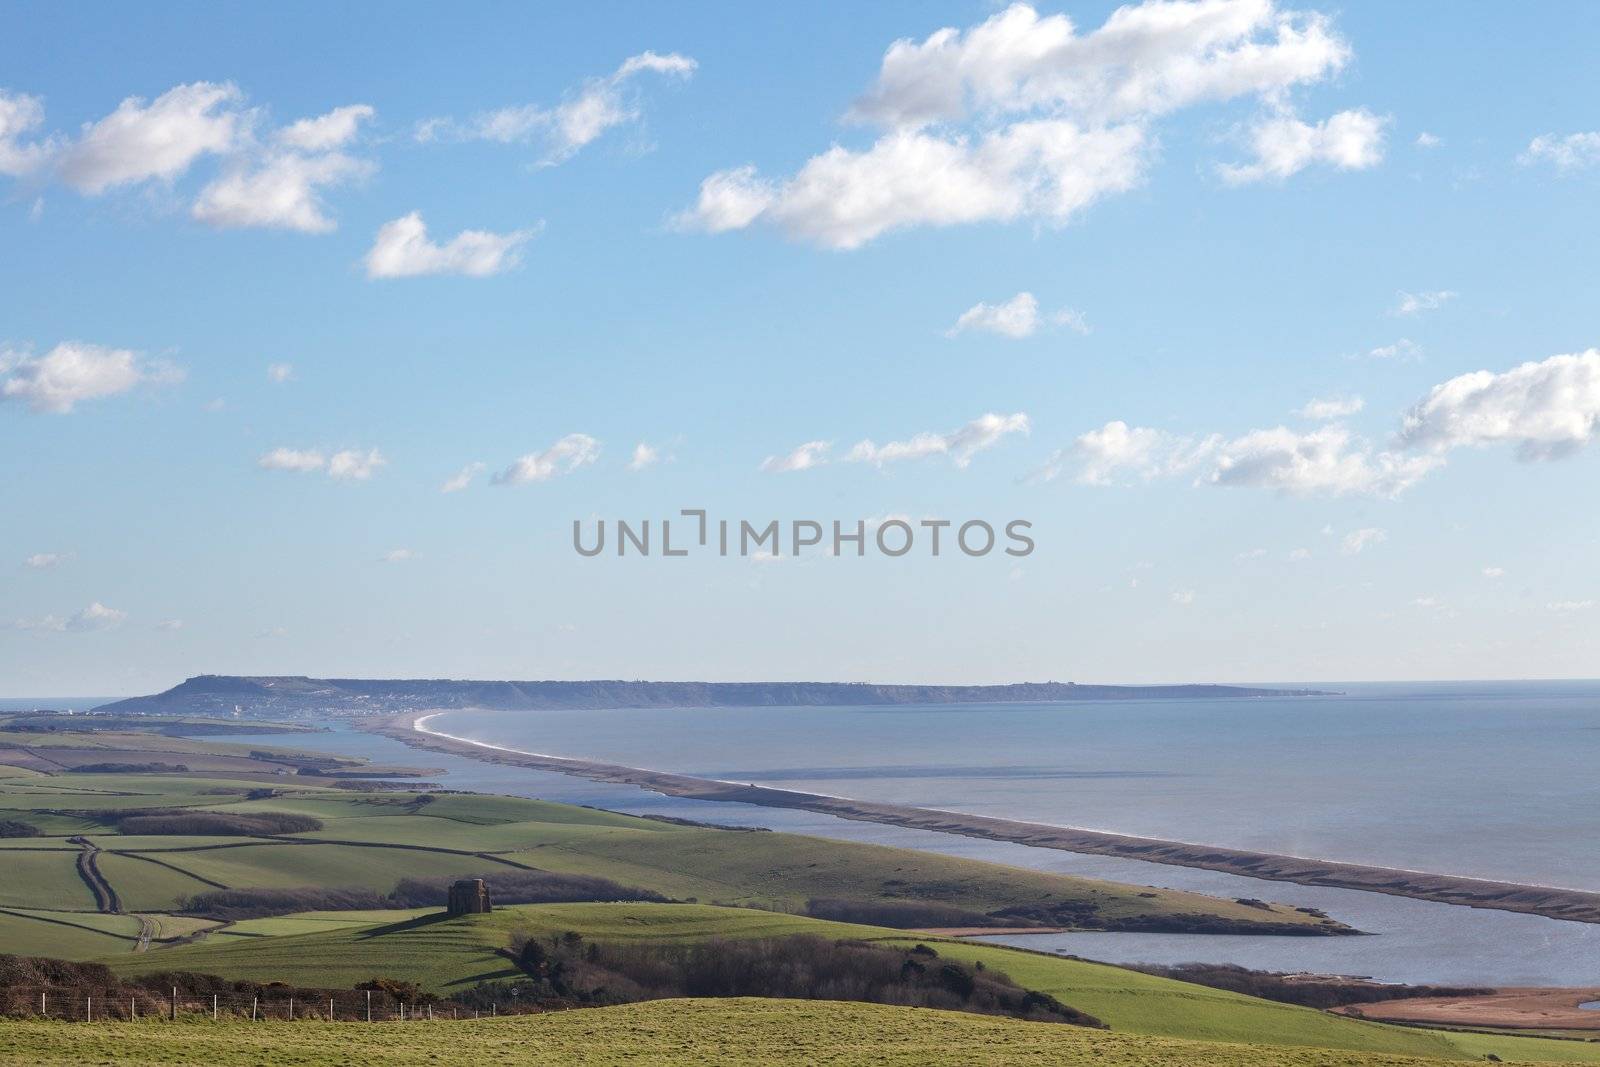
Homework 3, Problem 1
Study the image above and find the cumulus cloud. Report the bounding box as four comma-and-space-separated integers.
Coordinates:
276, 104, 374, 152
628, 442, 661, 471
1171, 589, 1196, 605
678, 1, 1360, 247
1219, 107, 1386, 184
1397, 350, 1600, 461
156, 618, 184, 631
1037, 420, 1201, 485
1297, 394, 1363, 419
848, 412, 1030, 469
0, 341, 181, 414
258, 447, 326, 473
1045, 420, 1436, 497
945, 291, 1089, 339
23, 552, 70, 569
364, 212, 536, 278
379, 548, 418, 563
417, 51, 695, 165
440, 461, 486, 493
1392, 290, 1455, 316
327, 448, 386, 481
492, 433, 600, 485
1415, 131, 1442, 149
257, 446, 385, 480
1340, 527, 1387, 554
1519, 132, 1600, 171
1207, 425, 1437, 496
15, 601, 127, 633
193, 148, 370, 233
1548, 599, 1594, 614
57, 82, 242, 194
0, 90, 52, 177
1482, 566, 1505, 579
267, 362, 294, 383
761, 440, 832, 473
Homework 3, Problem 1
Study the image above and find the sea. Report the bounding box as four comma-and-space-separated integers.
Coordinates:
22, 682, 1600, 986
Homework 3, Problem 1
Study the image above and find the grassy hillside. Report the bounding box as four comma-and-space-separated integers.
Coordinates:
101, 902, 1600, 1063
0, 999, 1588, 1067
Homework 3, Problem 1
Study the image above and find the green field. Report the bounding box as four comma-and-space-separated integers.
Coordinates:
0, 999, 1591, 1067
0, 765, 1340, 930
101, 902, 1600, 1063
5, 724, 1596, 1067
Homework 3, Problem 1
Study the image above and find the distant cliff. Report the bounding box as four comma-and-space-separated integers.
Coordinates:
94, 675, 1335, 718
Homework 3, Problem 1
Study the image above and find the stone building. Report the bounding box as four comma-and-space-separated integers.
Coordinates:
446, 877, 492, 915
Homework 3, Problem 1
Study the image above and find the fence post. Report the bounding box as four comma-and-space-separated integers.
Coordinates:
131, 996, 136, 1020
212, 993, 218, 1021
171, 987, 177, 1021
366, 989, 372, 1024
251, 997, 258, 1022
289, 995, 294, 1021
85, 995, 91, 1022
41, 991, 46, 1017
329, 996, 335, 1021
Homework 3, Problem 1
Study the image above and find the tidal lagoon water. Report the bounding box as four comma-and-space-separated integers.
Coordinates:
206, 681, 1600, 986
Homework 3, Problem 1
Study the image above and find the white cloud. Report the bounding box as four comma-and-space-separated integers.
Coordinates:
1360, 338, 1423, 361
628, 442, 661, 471
1219, 107, 1386, 185
156, 618, 184, 631
1206, 425, 1437, 497
0, 341, 181, 414
1482, 566, 1505, 579
258, 447, 326, 473
0, 90, 53, 177
1392, 290, 1455, 316
1519, 132, 1600, 171
267, 362, 294, 383
258, 447, 385, 480
380, 548, 418, 563
276, 104, 374, 152
440, 461, 486, 493
1297, 394, 1363, 420
418, 51, 695, 165
1288, 547, 1311, 561
945, 291, 1088, 340
24, 552, 70, 569
948, 292, 1043, 339
492, 433, 600, 485
1038, 420, 1199, 485
1548, 599, 1594, 614
1397, 350, 1600, 461
1341, 527, 1387, 554
1236, 547, 1267, 560
1415, 131, 1442, 149
193, 149, 370, 233
761, 440, 832, 473
364, 212, 536, 279
327, 448, 386, 481
16, 602, 127, 633
1048, 419, 1436, 497
1171, 589, 1196, 605
58, 82, 242, 194
679, 1, 1358, 247
848, 412, 1030, 469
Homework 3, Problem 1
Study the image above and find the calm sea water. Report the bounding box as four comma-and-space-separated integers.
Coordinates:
410, 681, 1600, 986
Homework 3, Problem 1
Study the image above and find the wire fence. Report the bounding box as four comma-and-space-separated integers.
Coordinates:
0, 987, 542, 1023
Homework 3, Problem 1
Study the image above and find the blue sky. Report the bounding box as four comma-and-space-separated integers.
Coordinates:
4, 1, 1599, 695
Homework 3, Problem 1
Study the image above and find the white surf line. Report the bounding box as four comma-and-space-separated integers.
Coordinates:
408, 711, 1595, 897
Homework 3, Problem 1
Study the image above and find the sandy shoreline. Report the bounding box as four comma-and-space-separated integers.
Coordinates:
371, 711, 1600, 928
